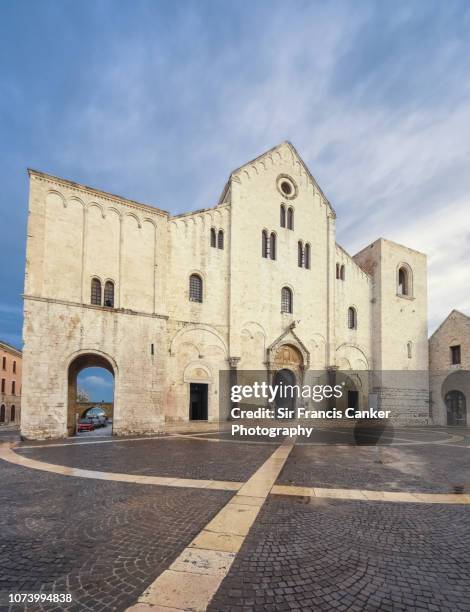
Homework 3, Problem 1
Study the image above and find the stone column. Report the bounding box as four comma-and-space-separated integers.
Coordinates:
227, 357, 240, 421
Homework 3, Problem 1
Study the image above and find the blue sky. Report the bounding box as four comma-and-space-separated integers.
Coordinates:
1, 1, 470, 399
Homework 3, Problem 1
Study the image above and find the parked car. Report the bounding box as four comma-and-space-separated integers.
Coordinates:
77, 418, 94, 433
84, 407, 107, 428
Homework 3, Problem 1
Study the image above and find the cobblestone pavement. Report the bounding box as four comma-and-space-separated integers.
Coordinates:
16, 437, 274, 482
278, 442, 470, 493
0, 460, 231, 612
3, 428, 470, 611
209, 495, 470, 611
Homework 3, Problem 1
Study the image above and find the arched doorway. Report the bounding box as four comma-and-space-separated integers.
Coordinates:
445, 390, 467, 426
10, 405, 15, 423
273, 368, 297, 417
68, 353, 115, 436
0, 404, 5, 423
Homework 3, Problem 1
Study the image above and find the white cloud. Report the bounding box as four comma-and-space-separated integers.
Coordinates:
82, 375, 113, 389
45, 2, 470, 333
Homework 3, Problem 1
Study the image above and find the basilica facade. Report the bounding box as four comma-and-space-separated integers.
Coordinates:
21, 142, 430, 439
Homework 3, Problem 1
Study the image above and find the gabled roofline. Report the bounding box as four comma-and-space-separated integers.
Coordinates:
429, 309, 470, 340
222, 141, 336, 217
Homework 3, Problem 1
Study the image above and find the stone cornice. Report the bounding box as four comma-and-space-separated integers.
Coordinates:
28, 169, 169, 218
23, 294, 169, 320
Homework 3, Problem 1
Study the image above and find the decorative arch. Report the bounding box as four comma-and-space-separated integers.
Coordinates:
169, 325, 228, 357
183, 361, 213, 383
124, 212, 142, 228
46, 189, 66, 208
66, 196, 86, 210
335, 343, 370, 370
87, 202, 105, 218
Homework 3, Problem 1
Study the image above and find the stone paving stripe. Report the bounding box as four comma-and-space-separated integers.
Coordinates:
204, 504, 261, 536
230, 494, 265, 506
136, 570, 222, 611
127, 438, 295, 612
0, 443, 243, 492
271, 484, 470, 504
169, 549, 235, 576
189, 531, 245, 553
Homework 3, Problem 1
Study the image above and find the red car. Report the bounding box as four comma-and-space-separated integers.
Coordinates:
77, 418, 94, 433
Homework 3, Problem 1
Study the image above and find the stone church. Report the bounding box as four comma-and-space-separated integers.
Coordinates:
21, 142, 430, 439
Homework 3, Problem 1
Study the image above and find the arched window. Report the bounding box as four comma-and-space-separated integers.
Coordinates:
91, 278, 102, 305
407, 341, 413, 359
262, 230, 269, 258
270, 232, 276, 260
287, 207, 294, 230
336, 263, 340, 279
305, 243, 311, 269
2, 356, 5, 370
398, 266, 411, 296
217, 230, 224, 250
0, 405, 5, 423
298, 241, 304, 267
340, 265, 345, 281
1, 379, 4, 393
13, 360, 16, 374
348, 307, 357, 329
210, 227, 216, 248
281, 287, 293, 313
104, 281, 114, 307
11, 381, 15, 395
189, 274, 203, 303
10, 405, 15, 422
280, 204, 286, 228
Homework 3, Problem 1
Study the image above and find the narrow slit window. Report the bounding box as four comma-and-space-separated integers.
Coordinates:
270, 233, 276, 260
348, 307, 357, 329
104, 281, 114, 308
298, 241, 304, 267
189, 274, 203, 303
91, 278, 102, 305
262, 230, 269, 258
305, 243, 311, 269
281, 287, 293, 314
287, 207, 294, 230
280, 204, 286, 228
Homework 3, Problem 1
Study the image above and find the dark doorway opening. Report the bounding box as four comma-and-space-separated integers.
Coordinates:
348, 390, 359, 409
189, 383, 208, 420
273, 369, 296, 417
445, 390, 467, 426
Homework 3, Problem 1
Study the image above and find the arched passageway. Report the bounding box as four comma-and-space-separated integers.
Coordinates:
445, 390, 467, 426
67, 353, 115, 436
441, 370, 470, 427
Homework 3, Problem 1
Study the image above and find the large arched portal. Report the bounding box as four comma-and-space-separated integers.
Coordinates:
273, 368, 297, 417
445, 390, 467, 426
67, 353, 115, 437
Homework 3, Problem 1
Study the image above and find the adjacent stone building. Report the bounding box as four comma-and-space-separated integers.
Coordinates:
429, 310, 470, 426
0, 341, 22, 425
21, 142, 430, 439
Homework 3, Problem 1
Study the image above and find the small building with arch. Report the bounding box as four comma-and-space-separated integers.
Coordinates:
429, 310, 470, 426
21, 142, 430, 439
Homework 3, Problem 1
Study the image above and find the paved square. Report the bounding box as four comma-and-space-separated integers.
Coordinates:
1, 426, 470, 611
